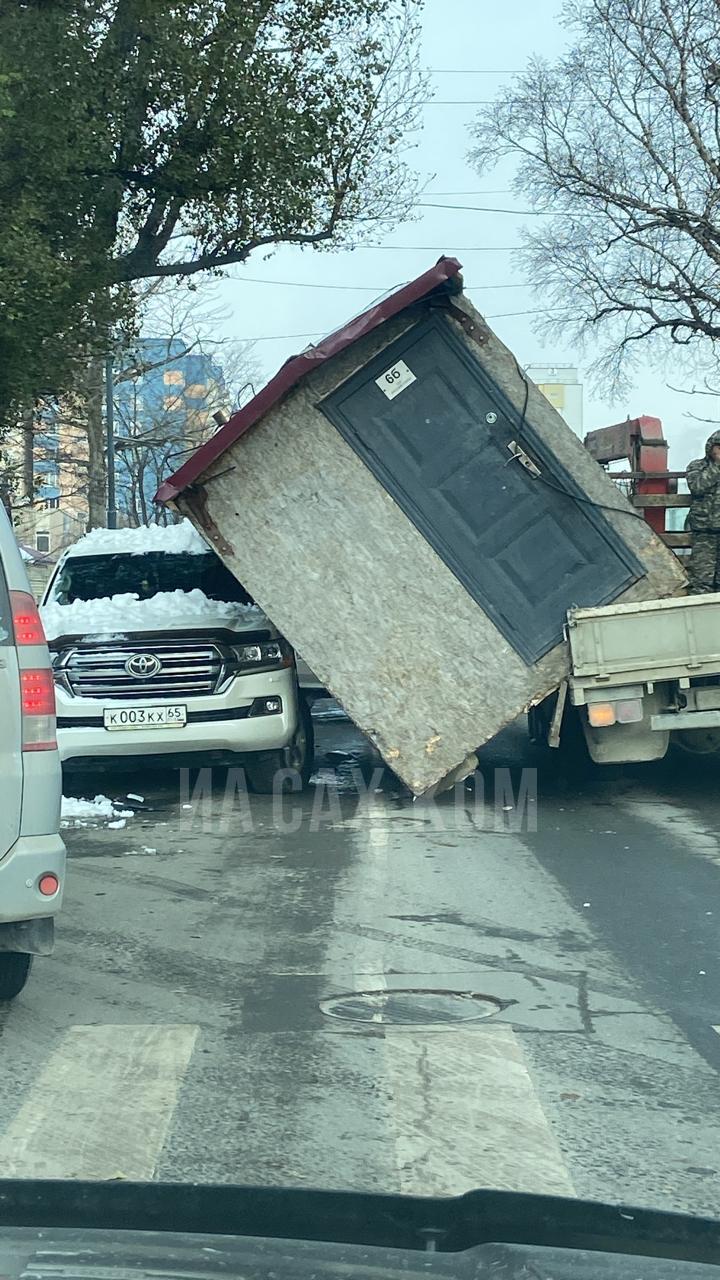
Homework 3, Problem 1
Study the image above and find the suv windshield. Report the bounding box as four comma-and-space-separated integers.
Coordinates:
51, 551, 254, 606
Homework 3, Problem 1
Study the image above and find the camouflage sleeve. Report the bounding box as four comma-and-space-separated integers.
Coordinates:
687, 458, 720, 495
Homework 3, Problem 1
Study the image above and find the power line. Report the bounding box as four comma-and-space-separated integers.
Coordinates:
425, 189, 513, 196
236, 275, 528, 292
466, 284, 529, 291
419, 201, 554, 215
238, 276, 384, 291
487, 307, 561, 318
237, 307, 558, 342
428, 68, 522, 74
352, 244, 521, 251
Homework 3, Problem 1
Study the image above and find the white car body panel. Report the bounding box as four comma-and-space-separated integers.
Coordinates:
0, 505, 65, 944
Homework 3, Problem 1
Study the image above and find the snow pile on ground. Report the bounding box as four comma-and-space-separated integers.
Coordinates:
64, 518, 210, 559
61, 795, 134, 828
41, 589, 263, 640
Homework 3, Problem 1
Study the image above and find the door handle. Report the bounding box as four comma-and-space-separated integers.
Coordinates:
507, 439, 542, 478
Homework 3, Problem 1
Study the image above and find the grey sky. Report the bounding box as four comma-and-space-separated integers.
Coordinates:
212, 0, 717, 467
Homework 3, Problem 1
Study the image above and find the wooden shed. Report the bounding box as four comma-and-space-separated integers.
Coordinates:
157, 258, 685, 793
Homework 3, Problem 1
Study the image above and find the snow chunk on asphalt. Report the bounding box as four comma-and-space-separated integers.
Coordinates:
61, 795, 134, 828
63, 517, 209, 559
41, 589, 262, 641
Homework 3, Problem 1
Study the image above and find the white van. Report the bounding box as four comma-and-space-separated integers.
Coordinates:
0, 503, 66, 999
41, 521, 314, 790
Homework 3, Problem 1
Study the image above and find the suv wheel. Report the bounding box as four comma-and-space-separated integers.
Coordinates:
0, 953, 33, 1000
244, 698, 315, 794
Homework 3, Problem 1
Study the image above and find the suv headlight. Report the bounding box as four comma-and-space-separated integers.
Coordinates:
228, 640, 290, 671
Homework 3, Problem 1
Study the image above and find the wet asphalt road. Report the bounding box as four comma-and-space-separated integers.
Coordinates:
1, 705, 720, 1216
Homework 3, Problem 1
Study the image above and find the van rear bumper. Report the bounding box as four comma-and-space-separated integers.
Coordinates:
0, 833, 66, 926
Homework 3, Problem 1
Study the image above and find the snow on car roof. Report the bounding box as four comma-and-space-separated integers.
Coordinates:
40, 588, 263, 641
63, 518, 211, 558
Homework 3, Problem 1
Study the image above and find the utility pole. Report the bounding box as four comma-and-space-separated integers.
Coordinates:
105, 354, 117, 529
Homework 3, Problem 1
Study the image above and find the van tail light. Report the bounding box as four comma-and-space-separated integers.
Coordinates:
20, 668, 57, 751
10, 594, 56, 750
10, 591, 47, 646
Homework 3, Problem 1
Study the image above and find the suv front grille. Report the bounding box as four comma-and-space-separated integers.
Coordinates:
58, 640, 224, 700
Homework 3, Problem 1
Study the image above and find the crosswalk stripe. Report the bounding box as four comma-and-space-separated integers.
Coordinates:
0, 1024, 198, 1180
332, 809, 575, 1199
385, 1023, 576, 1198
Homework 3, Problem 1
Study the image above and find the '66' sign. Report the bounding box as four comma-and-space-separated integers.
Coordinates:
374, 359, 417, 400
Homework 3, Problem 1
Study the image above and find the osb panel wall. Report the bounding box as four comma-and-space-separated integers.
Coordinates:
179, 296, 684, 793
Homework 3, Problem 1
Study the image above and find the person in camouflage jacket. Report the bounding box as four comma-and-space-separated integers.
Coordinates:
687, 429, 720, 592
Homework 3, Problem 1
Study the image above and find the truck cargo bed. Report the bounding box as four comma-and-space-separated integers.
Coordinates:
568, 593, 720, 687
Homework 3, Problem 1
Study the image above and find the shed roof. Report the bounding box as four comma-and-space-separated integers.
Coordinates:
155, 256, 463, 503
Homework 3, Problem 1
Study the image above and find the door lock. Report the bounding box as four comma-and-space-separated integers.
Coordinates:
506, 439, 541, 477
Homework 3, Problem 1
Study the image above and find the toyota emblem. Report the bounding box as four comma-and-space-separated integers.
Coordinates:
125, 653, 162, 679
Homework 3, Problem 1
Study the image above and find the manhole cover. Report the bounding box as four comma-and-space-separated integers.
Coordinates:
319, 988, 502, 1026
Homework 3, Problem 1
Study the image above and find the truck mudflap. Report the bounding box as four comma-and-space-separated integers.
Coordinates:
0, 916, 54, 955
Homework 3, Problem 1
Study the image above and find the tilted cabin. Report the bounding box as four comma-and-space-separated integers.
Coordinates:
157, 258, 685, 793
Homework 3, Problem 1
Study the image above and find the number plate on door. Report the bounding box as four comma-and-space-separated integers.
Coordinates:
375, 359, 417, 400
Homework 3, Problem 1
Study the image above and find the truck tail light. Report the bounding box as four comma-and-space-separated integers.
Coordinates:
20, 668, 57, 751
587, 702, 616, 727
616, 699, 643, 724
10, 591, 47, 646
587, 698, 644, 728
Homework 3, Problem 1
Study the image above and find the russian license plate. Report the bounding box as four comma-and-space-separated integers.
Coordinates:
103, 705, 187, 731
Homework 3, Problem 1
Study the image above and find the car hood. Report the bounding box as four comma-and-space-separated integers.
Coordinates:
3, 1226, 719, 1280
0, 1183, 719, 1276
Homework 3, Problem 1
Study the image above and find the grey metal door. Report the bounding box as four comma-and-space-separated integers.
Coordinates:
320, 314, 643, 664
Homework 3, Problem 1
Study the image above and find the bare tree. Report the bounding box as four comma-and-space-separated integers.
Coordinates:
470, 0, 720, 387
113, 339, 258, 528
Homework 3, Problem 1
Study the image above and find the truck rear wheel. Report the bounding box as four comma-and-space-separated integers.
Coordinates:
0, 953, 33, 1000
244, 698, 315, 794
671, 728, 720, 756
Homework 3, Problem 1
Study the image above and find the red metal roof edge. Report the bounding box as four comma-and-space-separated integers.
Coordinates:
155, 256, 463, 503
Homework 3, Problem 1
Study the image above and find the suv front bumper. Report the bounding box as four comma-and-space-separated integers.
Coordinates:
55, 667, 300, 763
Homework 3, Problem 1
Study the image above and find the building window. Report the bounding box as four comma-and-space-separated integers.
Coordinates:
43, 497, 60, 511
36, 531, 50, 553
163, 394, 182, 411
185, 382, 207, 399
163, 369, 185, 386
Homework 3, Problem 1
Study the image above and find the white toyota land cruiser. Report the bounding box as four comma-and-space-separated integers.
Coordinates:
40, 521, 313, 791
